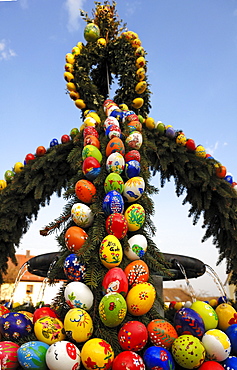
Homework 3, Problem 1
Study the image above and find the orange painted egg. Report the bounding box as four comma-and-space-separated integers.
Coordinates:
75, 179, 96, 203
84, 135, 100, 149
126, 282, 156, 316
124, 260, 149, 286
34, 316, 65, 345
147, 319, 178, 349
99, 235, 123, 269
65, 226, 88, 252
64, 308, 93, 343
124, 204, 145, 231
106, 137, 125, 157
81, 338, 114, 370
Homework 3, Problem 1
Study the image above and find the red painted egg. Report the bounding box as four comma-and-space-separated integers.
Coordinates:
124, 260, 149, 286
198, 361, 224, 369
61, 134, 71, 143
0, 305, 10, 316
112, 351, 145, 370
105, 213, 128, 239
147, 319, 178, 349
75, 179, 96, 203
186, 138, 196, 151
33, 307, 58, 323
0, 341, 20, 370
65, 226, 88, 252
126, 114, 139, 123
118, 321, 148, 351
82, 156, 101, 181
83, 126, 99, 138
84, 135, 100, 149
125, 150, 141, 163
102, 267, 128, 297
106, 137, 125, 157
25, 153, 35, 163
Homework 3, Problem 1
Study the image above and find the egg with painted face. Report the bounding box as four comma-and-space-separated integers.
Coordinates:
125, 234, 147, 261
106, 152, 125, 174
174, 307, 205, 339
64, 308, 93, 343
71, 203, 94, 228
124, 260, 149, 286
99, 292, 127, 327
126, 282, 156, 316
81, 338, 114, 370
118, 321, 148, 351
123, 177, 145, 202
64, 282, 94, 310
105, 213, 128, 239
104, 173, 124, 194
126, 131, 143, 150
102, 267, 128, 296
191, 301, 218, 331
0, 341, 20, 370
102, 190, 124, 216
99, 235, 123, 269
46, 341, 80, 370
124, 204, 145, 231
106, 137, 125, 157
202, 329, 231, 362
172, 335, 206, 369
147, 319, 178, 349
34, 317, 65, 345
17, 341, 49, 370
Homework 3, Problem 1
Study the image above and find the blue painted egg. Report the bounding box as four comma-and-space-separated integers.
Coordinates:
63, 254, 86, 281
143, 346, 175, 370
50, 138, 59, 147
224, 173, 233, 184
165, 127, 176, 138
105, 124, 121, 139
0, 313, 33, 340
125, 160, 141, 178
102, 190, 124, 216
174, 307, 205, 339
222, 356, 237, 369
17, 341, 49, 370
225, 324, 237, 354
109, 110, 123, 122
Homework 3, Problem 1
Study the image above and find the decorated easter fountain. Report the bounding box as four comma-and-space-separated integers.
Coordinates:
1, 2, 237, 369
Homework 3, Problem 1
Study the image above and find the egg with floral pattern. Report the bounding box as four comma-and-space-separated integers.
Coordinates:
102, 190, 124, 216
112, 351, 145, 370
81, 338, 114, 370
125, 234, 147, 260
0, 341, 20, 370
123, 177, 145, 202
124, 203, 145, 231
106, 152, 125, 174
126, 282, 156, 316
99, 235, 123, 269
34, 317, 65, 345
17, 341, 49, 370
147, 319, 178, 349
63, 253, 86, 281
143, 346, 175, 370
64, 282, 93, 310
124, 260, 149, 286
71, 203, 94, 228
104, 173, 124, 194
0, 313, 33, 340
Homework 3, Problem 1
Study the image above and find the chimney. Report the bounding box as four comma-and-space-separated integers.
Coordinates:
26, 250, 30, 259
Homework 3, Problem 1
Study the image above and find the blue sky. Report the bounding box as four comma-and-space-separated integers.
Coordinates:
1, 0, 237, 296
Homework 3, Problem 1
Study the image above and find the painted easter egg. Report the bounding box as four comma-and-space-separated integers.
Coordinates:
82, 156, 101, 180
71, 203, 94, 228
99, 292, 127, 327
65, 226, 88, 252
199, 361, 225, 369
0, 305, 10, 316
63, 253, 86, 281
83, 135, 100, 149
81, 338, 114, 370
118, 321, 148, 351
34, 317, 65, 345
124, 204, 145, 231
17, 341, 49, 370
102, 190, 124, 216
165, 127, 176, 139
176, 133, 187, 146
104, 173, 124, 194
46, 341, 80, 370
174, 307, 205, 338
125, 234, 147, 260
143, 346, 175, 370
215, 303, 237, 331
124, 260, 149, 286
202, 329, 231, 362
222, 356, 237, 369
112, 351, 145, 370
75, 179, 96, 204
64, 308, 93, 343
123, 177, 145, 202
126, 282, 156, 316
18, 311, 33, 321
105, 213, 128, 239
0, 341, 19, 370
106, 137, 125, 157
147, 319, 178, 349
84, 23, 100, 42
125, 150, 141, 162
191, 300, 218, 331
83, 126, 99, 138
33, 307, 57, 324
106, 152, 125, 174
102, 267, 128, 297
105, 124, 121, 139
104, 116, 120, 130
226, 324, 237, 354
172, 335, 206, 369
82, 144, 102, 163
99, 235, 123, 269
126, 131, 143, 150
0, 312, 33, 340
127, 121, 142, 133
125, 160, 140, 178
195, 144, 206, 158
64, 281, 94, 310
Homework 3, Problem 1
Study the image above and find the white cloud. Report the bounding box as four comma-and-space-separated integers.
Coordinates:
0, 39, 17, 61
64, 0, 86, 33
205, 141, 219, 156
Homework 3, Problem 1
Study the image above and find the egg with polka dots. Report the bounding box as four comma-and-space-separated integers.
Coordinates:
147, 319, 178, 350
172, 334, 206, 369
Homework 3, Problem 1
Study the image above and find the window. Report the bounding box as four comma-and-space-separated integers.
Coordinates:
26, 285, 33, 294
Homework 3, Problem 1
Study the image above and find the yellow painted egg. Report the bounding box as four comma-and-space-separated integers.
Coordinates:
77, 41, 83, 50
97, 37, 107, 46
145, 117, 155, 130
176, 133, 187, 146
135, 46, 145, 57
126, 282, 156, 316
34, 316, 65, 345
123, 176, 145, 203
65, 53, 75, 64
124, 204, 145, 232
72, 46, 81, 55
215, 303, 237, 331
69, 91, 80, 100
135, 81, 147, 94
0, 180, 7, 190
202, 329, 231, 362
131, 38, 142, 48
81, 338, 114, 370
13, 162, 24, 173
132, 98, 144, 109
64, 308, 93, 343
119, 103, 128, 110
195, 144, 206, 158
136, 56, 146, 69
191, 301, 218, 331
122, 30, 138, 41
66, 82, 77, 92
172, 335, 206, 369
125, 234, 147, 260
65, 63, 74, 73
75, 99, 86, 109
86, 112, 101, 124
64, 71, 74, 82
136, 67, 146, 81
99, 235, 123, 269
84, 116, 97, 127
84, 23, 100, 42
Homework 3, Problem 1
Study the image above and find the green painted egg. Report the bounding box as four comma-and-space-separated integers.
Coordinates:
82, 145, 102, 163
104, 173, 124, 194
99, 292, 127, 327
84, 23, 100, 42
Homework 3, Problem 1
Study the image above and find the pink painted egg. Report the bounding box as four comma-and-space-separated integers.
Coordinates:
102, 267, 128, 296
118, 321, 148, 351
